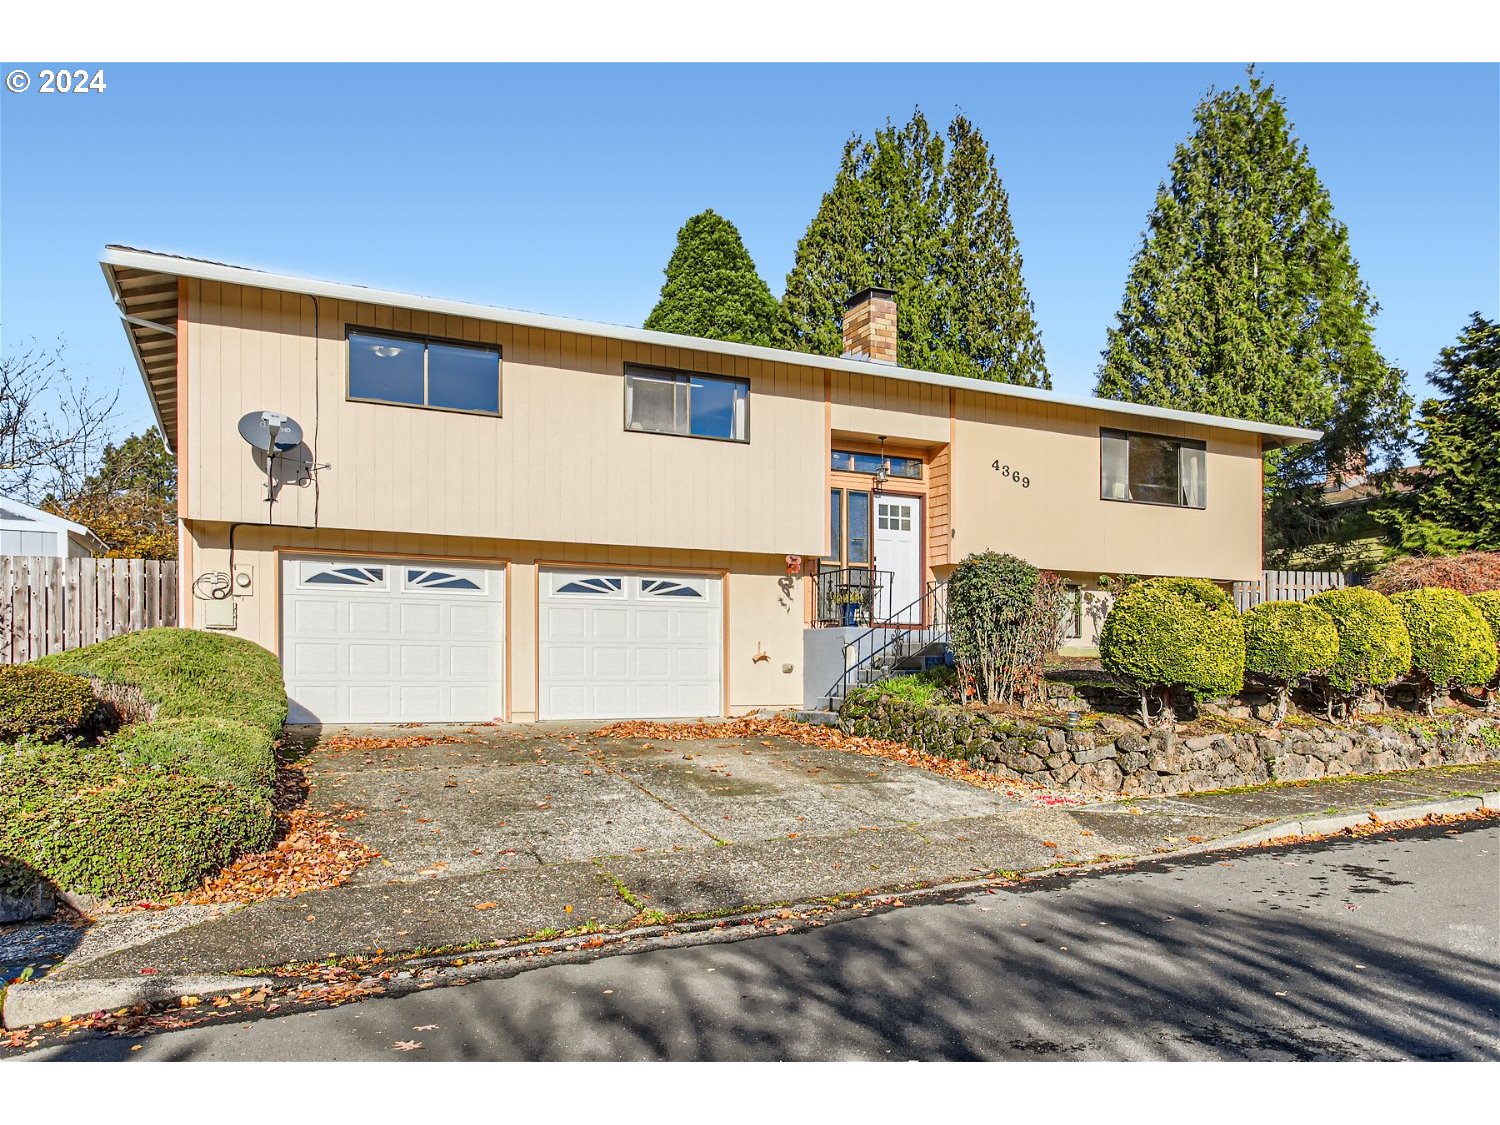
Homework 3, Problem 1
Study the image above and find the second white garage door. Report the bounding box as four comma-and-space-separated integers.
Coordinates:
538, 567, 723, 720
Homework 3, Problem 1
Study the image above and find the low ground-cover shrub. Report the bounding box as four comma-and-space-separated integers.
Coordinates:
5, 628, 286, 904
111, 717, 277, 795
1099, 577, 1245, 726
1390, 588, 1499, 713
1306, 587, 1412, 714
0, 665, 99, 742
0, 742, 274, 900
1368, 552, 1500, 597
1242, 601, 1340, 724
847, 666, 957, 710
39, 627, 287, 736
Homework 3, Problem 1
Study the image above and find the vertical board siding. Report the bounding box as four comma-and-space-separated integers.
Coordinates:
0, 558, 180, 663
928, 442, 953, 567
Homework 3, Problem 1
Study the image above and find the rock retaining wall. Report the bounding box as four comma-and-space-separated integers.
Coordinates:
839, 694, 1500, 796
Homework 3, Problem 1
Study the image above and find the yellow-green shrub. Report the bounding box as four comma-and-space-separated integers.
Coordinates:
1306, 587, 1412, 696
1100, 577, 1245, 722
1243, 601, 1340, 714
1391, 588, 1498, 696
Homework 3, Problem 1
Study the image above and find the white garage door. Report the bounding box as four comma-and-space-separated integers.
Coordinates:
281, 556, 504, 724
538, 567, 723, 720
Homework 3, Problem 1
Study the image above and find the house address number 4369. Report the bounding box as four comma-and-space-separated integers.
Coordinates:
991, 460, 1031, 488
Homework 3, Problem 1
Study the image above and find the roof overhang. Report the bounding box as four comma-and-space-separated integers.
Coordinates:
100, 245, 1324, 452
100, 255, 179, 451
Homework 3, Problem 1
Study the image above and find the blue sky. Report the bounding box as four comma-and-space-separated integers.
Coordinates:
2, 62, 1496, 436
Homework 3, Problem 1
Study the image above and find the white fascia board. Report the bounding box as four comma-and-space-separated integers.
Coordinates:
100, 245, 1324, 447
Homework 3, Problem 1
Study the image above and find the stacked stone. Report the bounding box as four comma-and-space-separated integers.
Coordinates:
839, 692, 1500, 796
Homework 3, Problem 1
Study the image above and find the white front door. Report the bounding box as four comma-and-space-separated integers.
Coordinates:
538, 567, 723, 720
281, 556, 505, 724
873, 496, 923, 623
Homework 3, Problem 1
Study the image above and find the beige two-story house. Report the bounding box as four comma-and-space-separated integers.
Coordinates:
101, 246, 1318, 724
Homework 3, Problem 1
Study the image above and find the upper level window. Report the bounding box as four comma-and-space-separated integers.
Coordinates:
348, 329, 501, 415
1101, 428, 1207, 509
830, 450, 922, 479
625, 366, 748, 442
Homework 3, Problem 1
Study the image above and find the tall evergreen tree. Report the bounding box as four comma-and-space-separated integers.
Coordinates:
1094, 70, 1411, 561
781, 109, 1049, 387
643, 210, 784, 347
1377, 313, 1500, 554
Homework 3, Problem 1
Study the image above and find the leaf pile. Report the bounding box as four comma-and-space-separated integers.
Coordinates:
115, 760, 377, 910
592, 716, 1084, 805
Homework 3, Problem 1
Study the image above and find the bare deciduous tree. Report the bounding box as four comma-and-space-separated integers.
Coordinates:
1, 342, 120, 504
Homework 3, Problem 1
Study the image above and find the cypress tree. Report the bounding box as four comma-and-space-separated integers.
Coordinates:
931, 115, 1048, 386
644, 210, 784, 347
781, 109, 1049, 387
1093, 70, 1411, 562
1378, 314, 1500, 553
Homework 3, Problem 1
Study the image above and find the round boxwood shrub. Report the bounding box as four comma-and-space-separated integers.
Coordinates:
1390, 588, 1499, 712
1305, 587, 1412, 709
0, 742, 275, 901
0, 665, 99, 742
1099, 577, 1245, 725
1471, 592, 1500, 704
1242, 601, 1340, 724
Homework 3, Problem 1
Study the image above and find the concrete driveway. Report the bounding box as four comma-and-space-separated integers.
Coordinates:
299, 723, 1021, 886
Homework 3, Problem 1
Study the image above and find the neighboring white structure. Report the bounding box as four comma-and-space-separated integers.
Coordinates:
0, 496, 107, 558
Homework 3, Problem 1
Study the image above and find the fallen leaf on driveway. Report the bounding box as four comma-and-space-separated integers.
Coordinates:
473, 902, 499, 910
392, 1040, 424, 1051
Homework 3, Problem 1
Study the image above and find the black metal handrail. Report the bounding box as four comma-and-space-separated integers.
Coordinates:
824, 579, 949, 709
813, 566, 895, 628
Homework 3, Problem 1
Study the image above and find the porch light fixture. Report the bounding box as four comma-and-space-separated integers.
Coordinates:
873, 436, 890, 493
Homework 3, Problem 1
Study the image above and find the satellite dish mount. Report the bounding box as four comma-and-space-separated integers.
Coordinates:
237, 410, 306, 512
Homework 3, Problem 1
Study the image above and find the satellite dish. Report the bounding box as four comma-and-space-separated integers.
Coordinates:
238, 410, 304, 453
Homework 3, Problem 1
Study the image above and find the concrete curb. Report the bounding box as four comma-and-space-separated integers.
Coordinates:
5, 791, 1494, 1032
3, 974, 273, 1030
1191, 792, 1500, 852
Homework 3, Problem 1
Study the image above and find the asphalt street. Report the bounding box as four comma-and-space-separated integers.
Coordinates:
23, 822, 1500, 1061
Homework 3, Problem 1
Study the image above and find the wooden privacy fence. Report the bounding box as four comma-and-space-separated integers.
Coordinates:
1, 556, 179, 664
1233, 569, 1348, 612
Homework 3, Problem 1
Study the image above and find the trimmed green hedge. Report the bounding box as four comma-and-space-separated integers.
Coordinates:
1306, 587, 1412, 695
1243, 600, 1340, 687
111, 717, 277, 795
0, 743, 274, 900
39, 627, 287, 737
0, 665, 98, 743
4, 628, 286, 903
1391, 588, 1498, 691
1100, 577, 1245, 704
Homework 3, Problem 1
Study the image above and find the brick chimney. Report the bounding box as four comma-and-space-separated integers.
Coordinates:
842, 287, 898, 365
